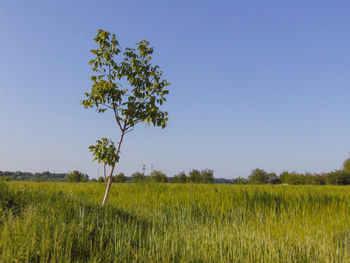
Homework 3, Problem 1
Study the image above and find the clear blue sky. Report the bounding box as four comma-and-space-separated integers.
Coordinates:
1, 0, 349, 179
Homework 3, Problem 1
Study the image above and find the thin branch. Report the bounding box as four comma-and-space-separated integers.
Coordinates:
113, 107, 123, 131
100, 103, 114, 110
125, 128, 134, 134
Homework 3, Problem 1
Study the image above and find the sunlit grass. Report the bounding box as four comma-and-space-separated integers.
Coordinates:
1, 182, 349, 262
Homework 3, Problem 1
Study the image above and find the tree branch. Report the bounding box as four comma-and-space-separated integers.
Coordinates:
113, 107, 123, 131
100, 103, 114, 110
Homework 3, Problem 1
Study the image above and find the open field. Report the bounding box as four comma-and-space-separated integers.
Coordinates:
1, 182, 350, 262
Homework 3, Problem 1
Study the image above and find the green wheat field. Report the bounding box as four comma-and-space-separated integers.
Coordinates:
1, 181, 350, 262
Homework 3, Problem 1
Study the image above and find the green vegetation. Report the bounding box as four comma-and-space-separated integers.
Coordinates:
66, 170, 88, 182
150, 170, 167, 183
233, 158, 350, 185
113, 173, 128, 183
81, 29, 170, 206
1, 181, 350, 262
2, 158, 350, 186
131, 172, 145, 183
172, 169, 214, 184
0, 171, 68, 182
247, 168, 279, 184
344, 158, 350, 174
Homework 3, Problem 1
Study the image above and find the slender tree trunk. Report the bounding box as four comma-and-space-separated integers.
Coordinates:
101, 130, 125, 207
102, 174, 112, 206
103, 165, 106, 181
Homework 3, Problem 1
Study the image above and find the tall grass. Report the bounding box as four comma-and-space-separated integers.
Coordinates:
1, 181, 349, 262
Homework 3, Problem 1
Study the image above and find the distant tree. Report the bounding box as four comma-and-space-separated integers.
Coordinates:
312, 174, 326, 185
266, 172, 280, 184
91, 178, 97, 182
279, 171, 305, 185
303, 173, 314, 185
66, 170, 86, 182
150, 170, 167, 183
334, 170, 350, 185
173, 171, 187, 183
343, 158, 350, 174
248, 169, 269, 184
234, 177, 247, 185
201, 169, 214, 184
81, 30, 170, 206
188, 169, 202, 183
98, 176, 105, 182
113, 172, 128, 183
132, 172, 145, 183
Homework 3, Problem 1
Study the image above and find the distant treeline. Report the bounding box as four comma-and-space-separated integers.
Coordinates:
2, 158, 350, 185
92, 169, 215, 184
101, 158, 350, 185
232, 158, 350, 185
0, 171, 89, 182
233, 168, 350, 185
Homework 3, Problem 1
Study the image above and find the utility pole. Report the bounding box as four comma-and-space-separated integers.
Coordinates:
151, 164, 153, 174
142, 164, 146, 175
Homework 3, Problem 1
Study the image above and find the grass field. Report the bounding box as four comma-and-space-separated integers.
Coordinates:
1, 181, 350, 262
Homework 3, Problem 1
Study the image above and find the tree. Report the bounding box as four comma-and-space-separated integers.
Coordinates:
334, 170, 350, 185
98, 176, 105, 182
82, 30, 170, 206
150, 170, 167, 183
173, 171, 187, 183
188, 169, 202, 183
266, 172, 280, 184
312, 174, 326, 185
201, 169, 214, 184
248, 169, 268, 184
234, 177, 247, 185
343, 158, 350, 174
113, 172, 128, 183
132, 172, 145, 183
66, 170, 86, 182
